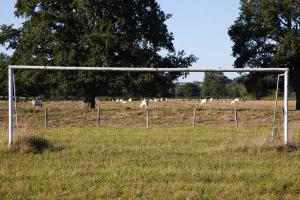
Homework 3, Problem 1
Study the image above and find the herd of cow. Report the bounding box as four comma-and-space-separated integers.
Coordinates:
138, 97, 242, 109
29, 97, 243, 109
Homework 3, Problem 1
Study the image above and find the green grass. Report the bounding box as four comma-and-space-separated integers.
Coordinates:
0, 127, 300, 199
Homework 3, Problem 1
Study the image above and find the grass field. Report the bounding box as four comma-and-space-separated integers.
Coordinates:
0, 127, 300, 199
1, 100, 300, 199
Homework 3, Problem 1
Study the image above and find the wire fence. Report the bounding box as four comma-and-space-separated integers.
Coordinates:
1, 99, 298, 131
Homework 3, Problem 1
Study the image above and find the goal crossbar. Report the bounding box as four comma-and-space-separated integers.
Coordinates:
10, 65, 288, 72
7, 65, 289, 145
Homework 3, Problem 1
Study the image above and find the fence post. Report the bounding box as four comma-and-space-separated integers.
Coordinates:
146, 109, 149, 128
193, 108, 197, 128
234, 107, 239, 128
44, 108, 48, 129
13, 74, 19, 130
282, 108, 285, 126
97, 108, 100, 127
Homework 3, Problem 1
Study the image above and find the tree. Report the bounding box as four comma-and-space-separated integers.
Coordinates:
228, 0, 300, 109
202, 72, 230, 98
226, 78, 249, 99
0, 0, 196, 108
182, 83, 201, 97
235, 74, 277, 99
174, 82, 201, 98
0, 53, 10, 97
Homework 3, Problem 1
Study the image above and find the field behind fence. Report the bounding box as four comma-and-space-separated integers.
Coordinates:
1, 99, 299, 131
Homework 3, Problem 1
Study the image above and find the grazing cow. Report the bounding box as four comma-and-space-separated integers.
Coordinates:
231, 98, 240, 105
201, 99, 207, 105
140, 99, 149, 109
31, 98, 43, 107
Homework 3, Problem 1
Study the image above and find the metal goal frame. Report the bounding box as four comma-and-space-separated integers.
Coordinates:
8, 65, 290, 145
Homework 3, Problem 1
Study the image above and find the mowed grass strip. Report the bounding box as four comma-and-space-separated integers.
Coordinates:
0, 127, 300, 199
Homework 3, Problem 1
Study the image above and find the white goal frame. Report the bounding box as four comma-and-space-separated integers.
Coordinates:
8, 65, 289, 145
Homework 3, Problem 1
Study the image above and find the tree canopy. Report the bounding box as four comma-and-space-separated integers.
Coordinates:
175, 82, 201, 98
202, 72, 230, 98
0, 53, 9, 97
0, 0, 196, 107
228, 0, 300, 109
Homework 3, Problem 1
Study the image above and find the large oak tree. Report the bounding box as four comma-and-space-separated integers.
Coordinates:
229, 0, 300, 109
0, 0, 196, 108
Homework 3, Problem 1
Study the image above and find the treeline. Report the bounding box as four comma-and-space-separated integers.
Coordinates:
174, 72, 288, 100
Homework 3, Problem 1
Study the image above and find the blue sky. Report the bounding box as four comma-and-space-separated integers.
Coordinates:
0, 0, 241, 81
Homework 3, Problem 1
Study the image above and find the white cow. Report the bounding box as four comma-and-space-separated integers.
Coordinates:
231, 98, 240, 105
31, 98, 43, 107
201, 99, 207, 105
209, 98, 213, 102
140, 99, 149, 109
128, 98, 132, 102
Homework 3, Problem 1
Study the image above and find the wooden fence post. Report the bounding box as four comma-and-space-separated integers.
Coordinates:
282, 108, 285, 127
146, 109, 149, 128
234, 107, 239, 128
193, 108, 197, 128
44, 108, 48, 129
97, 108, 100, 127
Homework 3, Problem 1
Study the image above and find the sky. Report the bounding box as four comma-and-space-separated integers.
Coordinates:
0, 0, 241, 82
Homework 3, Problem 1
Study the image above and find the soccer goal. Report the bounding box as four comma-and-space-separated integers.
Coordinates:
7, 65, 290, 145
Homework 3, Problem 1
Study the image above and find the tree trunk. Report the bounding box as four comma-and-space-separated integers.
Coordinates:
296, 68, 300, 110
82, 84, 96, 109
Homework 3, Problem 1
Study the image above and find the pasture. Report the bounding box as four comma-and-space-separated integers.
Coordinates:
0, 100, 300, 199
1, 99, 299, 129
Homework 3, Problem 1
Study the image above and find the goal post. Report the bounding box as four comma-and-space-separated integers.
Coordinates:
7, 65, 290, 145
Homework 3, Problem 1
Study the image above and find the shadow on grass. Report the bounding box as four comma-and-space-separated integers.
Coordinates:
235, 137, 300, 153
10, 134, 64, 154
275, 143, 300, 153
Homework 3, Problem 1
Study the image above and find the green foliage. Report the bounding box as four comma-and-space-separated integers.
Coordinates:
226, 83, 245, 99
0, 0, 196, 103
228, 0, 300, 108
175, 82, 201, 98
0, 53, 9, 96
236, 74, 279, 99
202, 72, 231, 98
